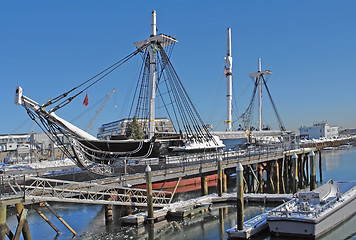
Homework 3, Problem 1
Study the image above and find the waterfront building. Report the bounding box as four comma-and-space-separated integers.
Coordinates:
97, 118, 174, 140
299, 122, 338, 140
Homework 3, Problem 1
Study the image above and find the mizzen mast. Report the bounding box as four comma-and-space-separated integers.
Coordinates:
224, 28, 233, 131
249, 58, 271, 131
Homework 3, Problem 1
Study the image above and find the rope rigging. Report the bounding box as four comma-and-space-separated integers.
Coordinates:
42, 44, 149, 113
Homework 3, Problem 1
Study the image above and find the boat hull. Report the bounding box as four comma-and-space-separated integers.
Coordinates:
268, 184, 356, 238
135, 174, 218, 193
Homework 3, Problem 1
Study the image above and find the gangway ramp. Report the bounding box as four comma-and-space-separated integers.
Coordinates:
7, 176, 171, 207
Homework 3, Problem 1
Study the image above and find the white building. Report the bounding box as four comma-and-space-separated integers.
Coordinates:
97, 118, 174, 140
299, 122, 338, 140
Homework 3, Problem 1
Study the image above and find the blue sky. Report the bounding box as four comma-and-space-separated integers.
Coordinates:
1, 1, 356, 136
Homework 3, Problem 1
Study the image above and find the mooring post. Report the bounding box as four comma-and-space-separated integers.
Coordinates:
258, 164, 263, 193
217, 157, 223, 197
305, 154, 309, 184
236, 163, 244, 230
201, 175, 208, 196
0, 204, 6, 240
223, 173, 228, 193
318, 151, 323, 183
274, 161, 280, 194
292, 153, 298, 193
309, 151, 316, 191
105, 197, 113, 223
15, 203, 32, 240
145, 165, 154, 224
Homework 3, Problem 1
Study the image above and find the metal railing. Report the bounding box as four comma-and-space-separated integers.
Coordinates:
4, 176, 171, 207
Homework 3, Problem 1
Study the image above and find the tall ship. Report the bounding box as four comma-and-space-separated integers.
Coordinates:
15, 11, 224, 176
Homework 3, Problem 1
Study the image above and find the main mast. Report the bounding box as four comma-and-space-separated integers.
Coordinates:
148, 10, 157, 139
133, 10, 177, 139
225, 28, 233, 132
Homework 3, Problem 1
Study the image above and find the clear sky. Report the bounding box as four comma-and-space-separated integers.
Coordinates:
1, 1, 356, 136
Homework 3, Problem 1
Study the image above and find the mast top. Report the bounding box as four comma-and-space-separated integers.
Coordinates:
134, 10, 177, 49
249, 58, 271, 78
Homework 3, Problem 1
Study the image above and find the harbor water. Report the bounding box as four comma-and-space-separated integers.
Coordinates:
5, 146, 356, 240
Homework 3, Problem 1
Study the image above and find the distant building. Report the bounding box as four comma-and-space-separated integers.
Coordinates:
0, 134, 30, 152
299, 122, 338, 140
97, 118, 174, 140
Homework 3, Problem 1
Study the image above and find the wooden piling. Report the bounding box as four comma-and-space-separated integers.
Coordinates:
236, 163, 244, 230
310, 151, 316, 191
0, 204, 6, 240
258, 164, 263, 193
105, 198, 113, 223
292, 153, 298, 193
319, 151, 323, 183
217, 157, 223, 197
201, 176, 208, 196
274, 161, 280, 194
223, 173, 228, 193
15, 203, 32, 240
145, 165, 154, 224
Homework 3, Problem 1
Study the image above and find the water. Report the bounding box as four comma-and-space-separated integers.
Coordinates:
6, 146, 356, 239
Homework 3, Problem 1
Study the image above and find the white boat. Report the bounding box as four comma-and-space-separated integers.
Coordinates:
267, 180, 356, 239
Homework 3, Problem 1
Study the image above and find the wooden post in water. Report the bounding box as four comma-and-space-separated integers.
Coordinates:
292, 153, 298, 193
236, 163, 244, 230
258, 164, 263, 193
223, 173, 228, 193
309, 151, 316, 191
0, 204, 6, 240
217, 157, 223, 197
145, 165, 154, 224
318, 151, 323, 183
15, 203, 32, 240
274, 161, 280, 194
201, 176, 208, 196
105, 198, 113, 223
305, 154, 309, 184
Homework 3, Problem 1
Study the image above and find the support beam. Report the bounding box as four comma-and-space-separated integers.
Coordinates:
217, 157, 223, 197
15, 203, 32, 240
292, 153, 298, 193
33, 206, 60, 235
0, 205, 6, 240
43, 202, 76, 237
310, 151, 316, 191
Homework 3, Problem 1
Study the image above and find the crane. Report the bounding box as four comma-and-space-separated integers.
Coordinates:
85, 88, 116, 131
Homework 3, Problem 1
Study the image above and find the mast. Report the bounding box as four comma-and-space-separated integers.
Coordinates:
258, 58, 262, 131
225, 28, 233, 132
148, 10, 157, 139
133, 11, 177, 139
249, 58, 271, 131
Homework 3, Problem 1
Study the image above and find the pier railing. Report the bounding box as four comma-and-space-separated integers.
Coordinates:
2, 176, 171, 207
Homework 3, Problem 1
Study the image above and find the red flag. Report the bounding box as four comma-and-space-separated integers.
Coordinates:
83, 93, 89, 106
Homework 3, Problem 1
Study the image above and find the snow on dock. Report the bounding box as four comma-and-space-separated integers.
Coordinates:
120, 192, 292, 225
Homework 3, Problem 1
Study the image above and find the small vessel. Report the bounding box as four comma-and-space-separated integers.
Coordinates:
267, 180, 356, 239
